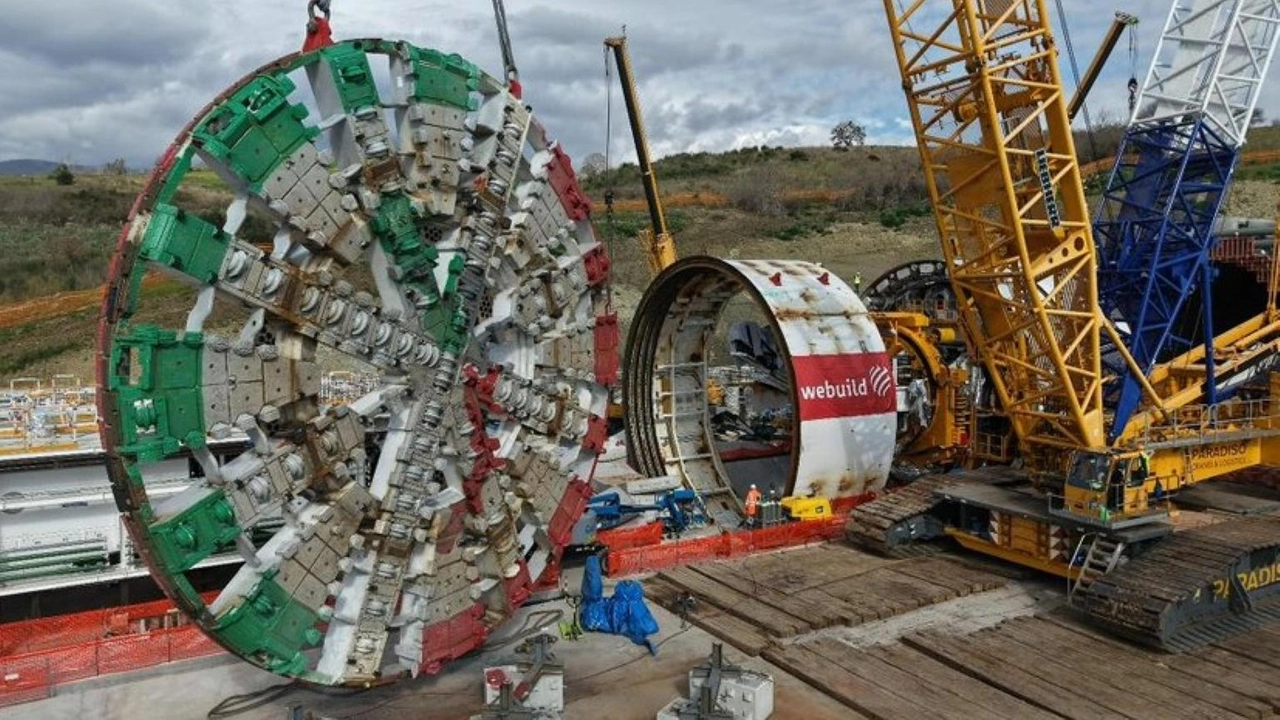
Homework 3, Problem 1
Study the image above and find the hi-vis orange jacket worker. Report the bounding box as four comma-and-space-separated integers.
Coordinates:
745, 484, 762, 518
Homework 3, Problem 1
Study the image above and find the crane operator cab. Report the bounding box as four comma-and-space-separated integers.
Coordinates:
1060, 449, 1162, 527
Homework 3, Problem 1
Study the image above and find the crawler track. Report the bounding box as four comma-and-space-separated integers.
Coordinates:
1080, 516, 1280, 652
846, 467, 1024, 554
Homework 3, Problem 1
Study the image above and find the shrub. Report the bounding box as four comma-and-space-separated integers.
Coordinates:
879, 209, 906, 229
50, 164, 75, 186
726, 166, 785, 216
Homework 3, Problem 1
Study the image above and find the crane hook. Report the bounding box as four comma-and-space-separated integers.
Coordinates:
491, 0, 522, 98
304, 0, 334, 52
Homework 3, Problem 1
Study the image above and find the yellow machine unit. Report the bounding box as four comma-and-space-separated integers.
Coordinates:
781, 496, 831, 521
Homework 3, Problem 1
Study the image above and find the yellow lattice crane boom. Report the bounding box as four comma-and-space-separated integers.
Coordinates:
887, 0, 1107, 473
605, 34, 677, 274
1067, 11, 1138, 121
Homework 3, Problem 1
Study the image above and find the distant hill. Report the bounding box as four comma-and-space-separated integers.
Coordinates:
0, 159, 96, 176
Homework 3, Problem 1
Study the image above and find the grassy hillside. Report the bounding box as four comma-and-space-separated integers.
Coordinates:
0, 175, 136, 300
0, 173, 263, 301
586, 145, 936, 291
2, 129, 1280, 381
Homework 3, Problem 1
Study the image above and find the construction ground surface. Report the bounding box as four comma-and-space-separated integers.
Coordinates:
12, 539, 1280, 720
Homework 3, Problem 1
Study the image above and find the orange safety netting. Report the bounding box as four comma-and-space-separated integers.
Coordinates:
1, 593, 222, 708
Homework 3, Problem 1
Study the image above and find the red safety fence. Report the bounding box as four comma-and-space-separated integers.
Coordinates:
596, 520, 665, 551
0, 591, 217, 657
603, 494, 872, 577
1, 593, 223, 708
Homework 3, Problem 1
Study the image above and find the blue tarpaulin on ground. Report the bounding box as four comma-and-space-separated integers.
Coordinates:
579, 555, 659, 653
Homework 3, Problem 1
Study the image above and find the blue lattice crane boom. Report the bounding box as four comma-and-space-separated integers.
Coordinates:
1094, 0, 1280, 438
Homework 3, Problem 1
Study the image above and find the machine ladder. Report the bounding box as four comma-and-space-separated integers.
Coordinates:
1069, 534, 1126, 602
656, 361, 743, 525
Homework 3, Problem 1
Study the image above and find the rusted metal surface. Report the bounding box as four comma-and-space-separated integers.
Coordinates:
623, 256, 895, 525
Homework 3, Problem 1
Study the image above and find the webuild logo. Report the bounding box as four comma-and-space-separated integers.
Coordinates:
793, 352, 896, 421
799, 366, 893, 400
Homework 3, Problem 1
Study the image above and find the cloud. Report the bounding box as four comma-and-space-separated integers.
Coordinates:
0, 0, 1269, 171
0, 0, 205, 68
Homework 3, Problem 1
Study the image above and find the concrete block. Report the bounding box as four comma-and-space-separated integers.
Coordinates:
689, 669, 774, 720
483, 663, 563, 716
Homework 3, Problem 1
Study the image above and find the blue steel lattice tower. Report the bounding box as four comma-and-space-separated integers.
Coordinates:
1094, 0, 1280, 438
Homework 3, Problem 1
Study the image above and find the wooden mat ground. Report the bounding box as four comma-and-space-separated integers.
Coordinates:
645, 542, 1005, 654
767, 616, 1280, 719
643, 542, 1280, 719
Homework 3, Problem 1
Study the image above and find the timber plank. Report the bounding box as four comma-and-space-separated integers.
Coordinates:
1043, 607, 1280, 708
968, 626, 1189, 719
1216, 625, 1280, 670
890, 556, 1007, 596
1172, 653, 1280, 712
659, 566, 811, 637
644, 577, 770, 656
821, 566, 957, 618
690, 561, 851, 629
872, 644, 1061, 720
1034, 609, 1274, 717
806, 577, 900, 623
1193, 644, 1280, 694
903, 632, 1128, 720
743, 544, 891, 593
792, 587, 866, 625
887, 567, 964, 605
1034, 616, 1275, 718
1168, 653, 1280, 715
805, 638, 1007, 720
762, 643, 927, 720
998, 619, 1242, 719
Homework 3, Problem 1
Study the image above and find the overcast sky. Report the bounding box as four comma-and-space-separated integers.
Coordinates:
0, 0, 1243, 170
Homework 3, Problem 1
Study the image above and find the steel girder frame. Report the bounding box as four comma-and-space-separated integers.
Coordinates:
1093, 0, 1280, 439
1094, 118, 1236, 434
884, 0, 1107, 474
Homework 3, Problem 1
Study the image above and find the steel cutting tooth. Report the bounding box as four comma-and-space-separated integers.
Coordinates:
98, 40, 612, 686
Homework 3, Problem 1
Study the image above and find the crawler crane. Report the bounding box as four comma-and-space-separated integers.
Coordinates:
849, 0, 1280, 650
